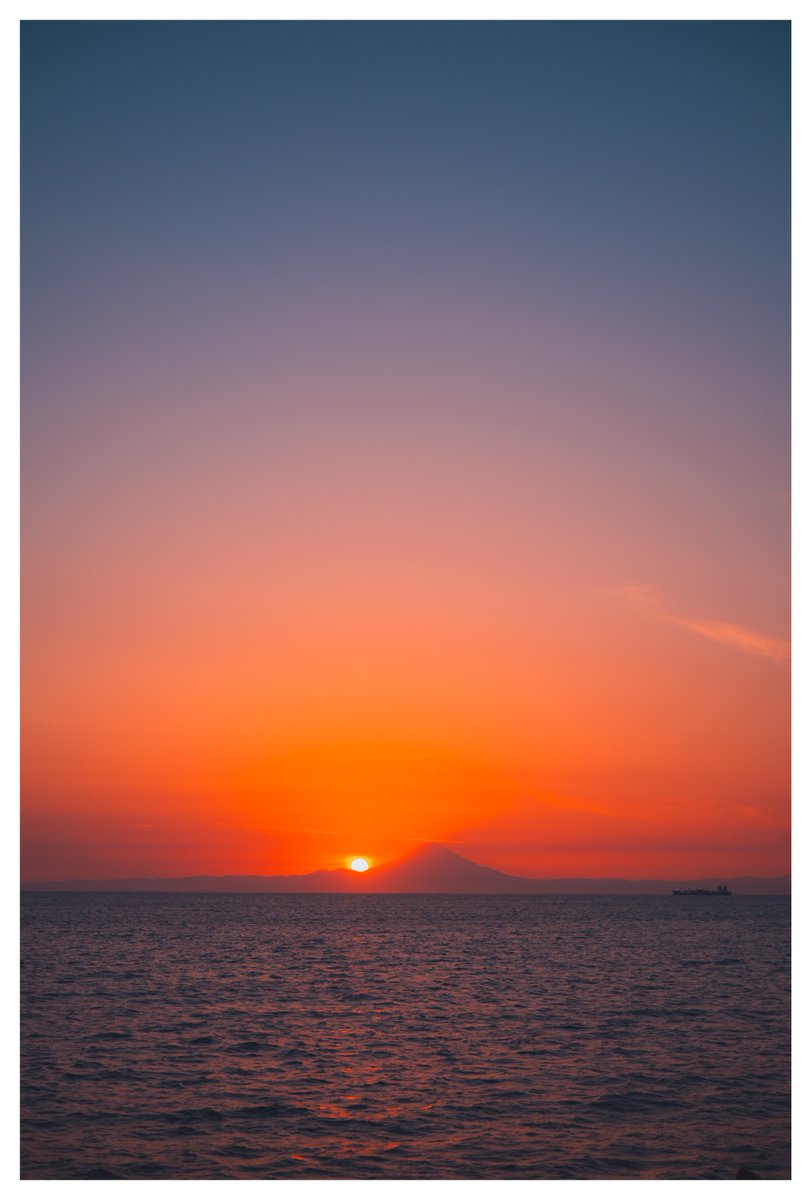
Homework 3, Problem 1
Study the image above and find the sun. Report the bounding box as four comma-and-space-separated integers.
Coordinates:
349, 858, 369, 872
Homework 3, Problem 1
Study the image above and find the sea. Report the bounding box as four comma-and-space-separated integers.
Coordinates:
20, 892, 791, 1179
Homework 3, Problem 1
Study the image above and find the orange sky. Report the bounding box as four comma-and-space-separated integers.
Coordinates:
21, 22, 790, 882
21, 362, 790, 880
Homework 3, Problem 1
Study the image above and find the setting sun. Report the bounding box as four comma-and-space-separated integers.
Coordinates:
349, 858, 369, 872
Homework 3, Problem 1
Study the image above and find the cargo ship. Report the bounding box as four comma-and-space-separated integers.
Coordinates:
672, 883, 732, 896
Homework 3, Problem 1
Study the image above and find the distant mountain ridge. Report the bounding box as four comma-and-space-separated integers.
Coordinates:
21, 842, 791, 894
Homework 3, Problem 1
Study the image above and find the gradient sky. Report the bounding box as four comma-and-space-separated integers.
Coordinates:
21, 20, 790, 880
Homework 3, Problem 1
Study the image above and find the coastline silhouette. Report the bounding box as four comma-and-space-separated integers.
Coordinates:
21, 842, 791, 894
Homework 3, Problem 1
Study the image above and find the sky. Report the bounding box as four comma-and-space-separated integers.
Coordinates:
20, 20, 790, 881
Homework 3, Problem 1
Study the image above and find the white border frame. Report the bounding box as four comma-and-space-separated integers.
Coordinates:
6, 4, 805, 1196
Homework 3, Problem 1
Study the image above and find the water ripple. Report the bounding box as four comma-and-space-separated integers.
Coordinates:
21, 893, 790, 1179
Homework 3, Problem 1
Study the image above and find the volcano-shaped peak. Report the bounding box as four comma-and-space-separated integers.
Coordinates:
353, 841, 531, 892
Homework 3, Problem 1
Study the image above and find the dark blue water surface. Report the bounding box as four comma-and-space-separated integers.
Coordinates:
20, 893, 790, 1179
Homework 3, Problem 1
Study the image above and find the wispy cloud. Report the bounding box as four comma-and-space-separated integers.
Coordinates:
605, 582, 789, 662
669, 617, 789, 660
601, 582, 660, 608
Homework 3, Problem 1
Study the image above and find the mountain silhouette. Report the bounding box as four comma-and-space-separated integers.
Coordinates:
350, 842, 539, 893
20, 843, 790, 894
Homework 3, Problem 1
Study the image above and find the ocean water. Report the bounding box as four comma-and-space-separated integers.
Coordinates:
20, 892, 790, 1179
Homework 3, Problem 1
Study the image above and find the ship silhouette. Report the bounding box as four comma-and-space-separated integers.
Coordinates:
671, 883, 732, 896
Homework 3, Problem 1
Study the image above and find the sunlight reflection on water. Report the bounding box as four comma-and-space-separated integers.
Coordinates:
21, 893, 790, 1179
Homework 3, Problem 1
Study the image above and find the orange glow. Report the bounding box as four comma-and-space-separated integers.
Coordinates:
20, 21, 789, 891
21, 315, 789, 884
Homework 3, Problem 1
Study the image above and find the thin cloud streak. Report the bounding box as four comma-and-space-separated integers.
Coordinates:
600, 583, 661, 608
606, 582, 789, 662
670, 617, 790, 661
